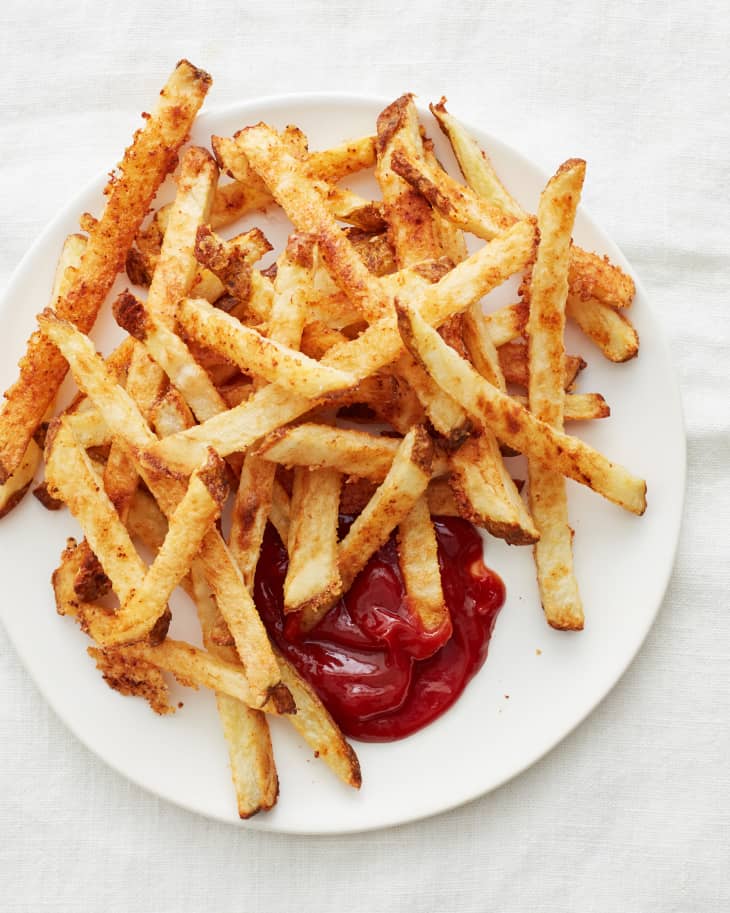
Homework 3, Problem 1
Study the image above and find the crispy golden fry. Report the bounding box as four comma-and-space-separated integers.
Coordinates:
338, 426, 432, 594
113, 291, 227, 422
256, 423, 450, 482
376, 94, 445, 264
397, 496, 450, 634
395, 352, 471, 443
0, 232, 88, 515
285, 467, 342, 619
178, 297, 358, 398
483, 301, 528, 347
527, 160, 586, 630
513, 392, 610, 422
0, 437, 43, 519
0, 62, 211, 484
213, 132, 378, 229
396, 301, 647, 515
105, 451, 227, 644
194, 225, 272, 301
274, 650, 361, 789
429, 99, 526, 220
566, 293, 639, 362
229, 453, 277, 593
449, 434, 539, 544
189, 562, 278, 818
429, 98, 636, 312
94, 639, 262, 707
258, 423, 400, 481
45, 419, 149, 603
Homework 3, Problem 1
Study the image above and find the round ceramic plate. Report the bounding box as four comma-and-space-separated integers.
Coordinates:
0, 94, 685, 834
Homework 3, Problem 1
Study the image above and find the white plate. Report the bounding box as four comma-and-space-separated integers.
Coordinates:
0, 94, 685, 834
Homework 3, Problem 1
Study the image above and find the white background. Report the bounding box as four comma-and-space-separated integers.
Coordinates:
0, 2, 728, 911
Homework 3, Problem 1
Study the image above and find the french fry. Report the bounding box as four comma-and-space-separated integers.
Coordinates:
113, 291, 228, 422
513, 392, 610, 422
375, 94, 445, 264
566, 293, 639, 362
0, 233, 87, 515
274, 650, 362, 789
338, 426, 432, 594
258, 424, 401, 481
177, 297, 358, 398
0, 61, 211, 484
212, 132, 379, 230
396, 496, 450, 635
189, 562, 279, 818
449, 434, 539, 544
194, 225, 272, 302
395, 300, 647, 515
428, 98, 636, 311
256, 423, 450, 482
526, 160, 586, 630
285, 467, 342, 618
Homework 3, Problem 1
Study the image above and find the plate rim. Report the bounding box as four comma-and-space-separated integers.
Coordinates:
0, 91, 687, 834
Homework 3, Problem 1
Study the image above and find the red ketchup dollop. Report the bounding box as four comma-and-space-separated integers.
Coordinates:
254, 515, 505, 742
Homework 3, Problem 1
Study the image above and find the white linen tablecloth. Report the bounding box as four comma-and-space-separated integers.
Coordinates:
1, 2, 728, 910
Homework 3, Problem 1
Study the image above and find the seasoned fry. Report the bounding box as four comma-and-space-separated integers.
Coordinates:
189, 562, 279, 818
274, 651, 362, 789
338, 426, 432, 593
258, 424, 401, 481
177, 297, 358, 398
566, 293, 639, 362
428, 98, 636, 311
397, 496, 450, 634
257, 423, 450, 482
0, 233, 87, 515
47, 417, 226, 645
0, 61, 211, 484
113, 291, 227, 422
396, 301, 647, 515
449, 434, 539, 544
285, 467, 342, 618
212, 132, 378, 229
513, 392, 610, 422
527, 160, 586, 630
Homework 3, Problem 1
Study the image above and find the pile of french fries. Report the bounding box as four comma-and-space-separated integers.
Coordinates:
0, 61, 647, 817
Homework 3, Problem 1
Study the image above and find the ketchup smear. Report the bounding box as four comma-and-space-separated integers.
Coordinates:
255, 516, 505, 742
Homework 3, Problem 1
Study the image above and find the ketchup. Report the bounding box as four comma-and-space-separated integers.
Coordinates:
255, 516, 505, 742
